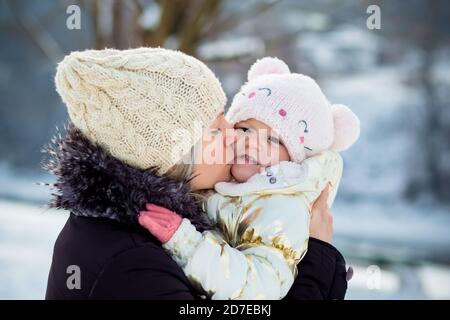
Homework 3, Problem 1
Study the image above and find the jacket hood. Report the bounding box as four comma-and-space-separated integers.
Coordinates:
43, 123, 213, 232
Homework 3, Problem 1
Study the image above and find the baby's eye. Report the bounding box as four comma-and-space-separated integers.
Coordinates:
268, 136, 281, 145
237, 127, 250, 133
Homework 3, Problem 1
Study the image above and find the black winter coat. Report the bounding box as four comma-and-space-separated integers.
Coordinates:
44, 124, 348, 300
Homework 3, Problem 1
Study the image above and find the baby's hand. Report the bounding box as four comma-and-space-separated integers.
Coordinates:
138, 203, 182, 244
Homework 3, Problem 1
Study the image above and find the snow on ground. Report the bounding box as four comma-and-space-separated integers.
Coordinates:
1, 198, 449, 300
0, 200, 68, 299
0, 163, 53, 203
345, 259, 450, 299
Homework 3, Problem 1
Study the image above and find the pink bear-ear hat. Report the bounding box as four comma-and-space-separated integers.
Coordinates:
247, 57, 291, 81
228, 56, 361, 163
330, 104, 361, 152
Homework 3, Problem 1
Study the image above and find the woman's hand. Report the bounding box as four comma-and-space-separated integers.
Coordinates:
138, 204, 182, 244
309, 184, 334, 244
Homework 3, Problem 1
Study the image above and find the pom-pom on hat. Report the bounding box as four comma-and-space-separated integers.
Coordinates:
226, 57, 360, 163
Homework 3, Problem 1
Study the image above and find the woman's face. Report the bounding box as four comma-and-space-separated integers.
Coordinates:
190, 114, 236, 190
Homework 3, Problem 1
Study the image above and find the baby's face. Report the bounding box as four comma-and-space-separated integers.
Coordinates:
232, 119, 290, 182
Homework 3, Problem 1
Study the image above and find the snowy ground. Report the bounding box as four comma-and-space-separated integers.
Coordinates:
0, 200, 67, 299
345, 258, 450, 299
1, 199, 449, 300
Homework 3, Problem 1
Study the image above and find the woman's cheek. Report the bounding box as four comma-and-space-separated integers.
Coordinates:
200, 133, 219, 162
202, 162, 232, 187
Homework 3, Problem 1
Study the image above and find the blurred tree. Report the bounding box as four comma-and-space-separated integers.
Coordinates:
0, 0, 284, 171
0, 0, 83, 169
83, 0, 281, 56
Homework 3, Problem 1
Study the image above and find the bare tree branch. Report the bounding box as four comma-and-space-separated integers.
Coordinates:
205, 0, 282, 37
178, 0, 222, 54
145, 0, 178, 46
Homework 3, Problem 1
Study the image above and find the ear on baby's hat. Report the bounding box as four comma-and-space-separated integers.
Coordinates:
330, 104, 360, 152
247, 57, 290, 81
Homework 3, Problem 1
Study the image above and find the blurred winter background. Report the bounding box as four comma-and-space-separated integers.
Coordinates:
1, 0, 449, 299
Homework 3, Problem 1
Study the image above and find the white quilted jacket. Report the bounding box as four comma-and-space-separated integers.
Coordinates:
162, 151, 343, 299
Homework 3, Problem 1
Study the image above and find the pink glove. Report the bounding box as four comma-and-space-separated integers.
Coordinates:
138, 203, 182, 244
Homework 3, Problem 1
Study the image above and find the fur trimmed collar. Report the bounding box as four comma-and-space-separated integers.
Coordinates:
43, 123, 212, 232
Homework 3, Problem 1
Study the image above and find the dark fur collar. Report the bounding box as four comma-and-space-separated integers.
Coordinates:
43, 123, 212, 232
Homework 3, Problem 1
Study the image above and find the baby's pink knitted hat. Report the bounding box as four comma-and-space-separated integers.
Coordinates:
226, 57, 360, 163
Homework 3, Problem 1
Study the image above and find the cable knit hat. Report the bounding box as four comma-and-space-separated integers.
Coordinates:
226, 57, 360, 163
55, 47, 226, 173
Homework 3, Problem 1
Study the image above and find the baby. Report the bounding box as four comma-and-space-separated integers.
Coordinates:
139, 57, 360, 299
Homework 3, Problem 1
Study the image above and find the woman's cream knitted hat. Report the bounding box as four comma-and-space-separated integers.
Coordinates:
55, 47, 226, 173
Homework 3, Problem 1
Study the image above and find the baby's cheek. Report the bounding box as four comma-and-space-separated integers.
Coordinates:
231, 164, 261, 183
270, 145, 290, 164
256, 145, 287, 167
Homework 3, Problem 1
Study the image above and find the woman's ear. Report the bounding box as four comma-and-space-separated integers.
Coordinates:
330, 104, 360, 152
